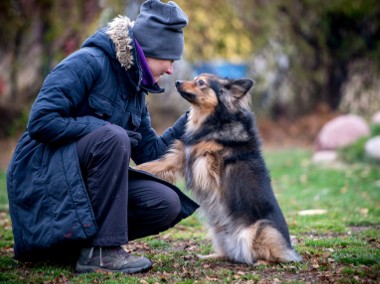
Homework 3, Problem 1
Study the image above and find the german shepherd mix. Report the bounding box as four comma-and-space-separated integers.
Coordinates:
136, 74, 302, 264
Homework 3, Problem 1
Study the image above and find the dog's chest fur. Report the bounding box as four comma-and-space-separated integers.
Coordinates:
185, 140, 224, 194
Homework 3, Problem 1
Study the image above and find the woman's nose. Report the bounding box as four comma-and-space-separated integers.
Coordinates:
166, 63, 174, 75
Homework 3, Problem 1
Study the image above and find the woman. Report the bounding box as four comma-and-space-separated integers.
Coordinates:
6, 0, 198, 274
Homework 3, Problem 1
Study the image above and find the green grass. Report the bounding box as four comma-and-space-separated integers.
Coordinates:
0, 171, 8, 211
0, 148, 379, 283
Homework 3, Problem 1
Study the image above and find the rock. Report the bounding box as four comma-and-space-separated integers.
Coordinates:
365, 136, 380, 160
315, 114, 370, 150
372, 111, 380, 125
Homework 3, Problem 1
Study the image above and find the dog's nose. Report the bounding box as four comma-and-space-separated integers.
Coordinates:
175, 80, 183, 88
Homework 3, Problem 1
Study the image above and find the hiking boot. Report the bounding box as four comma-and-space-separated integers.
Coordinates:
75, 246, 152, 274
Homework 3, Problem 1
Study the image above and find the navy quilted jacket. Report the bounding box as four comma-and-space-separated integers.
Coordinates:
6, 16, 198, 261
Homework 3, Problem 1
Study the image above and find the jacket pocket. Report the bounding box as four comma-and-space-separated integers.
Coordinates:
130, 112, 141, 130
88, 94, 113, 118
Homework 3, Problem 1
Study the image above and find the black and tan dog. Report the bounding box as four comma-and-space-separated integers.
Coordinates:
136, 73, 302, 264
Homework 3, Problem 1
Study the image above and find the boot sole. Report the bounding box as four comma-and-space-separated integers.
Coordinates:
75, 262, 152, 274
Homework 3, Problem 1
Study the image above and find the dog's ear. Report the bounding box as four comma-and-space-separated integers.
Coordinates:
227, 79, 254, 98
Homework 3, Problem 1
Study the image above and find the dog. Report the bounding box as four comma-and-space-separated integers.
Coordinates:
135, 73, 302, 264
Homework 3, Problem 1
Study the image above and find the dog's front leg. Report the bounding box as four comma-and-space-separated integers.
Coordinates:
135, 140, 186, 184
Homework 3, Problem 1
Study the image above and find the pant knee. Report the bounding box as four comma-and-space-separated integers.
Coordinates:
162, 190, 181, 225
127, 179, 183, 240
93, 124, 131, 162
102, 124, 131, 149
77, 124, 132, 173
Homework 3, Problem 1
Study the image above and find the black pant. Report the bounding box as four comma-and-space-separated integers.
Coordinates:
76, 124, 181, 246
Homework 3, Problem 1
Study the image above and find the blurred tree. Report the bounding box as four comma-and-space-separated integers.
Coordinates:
0, 0, 103, 102
0, 0, 130, 137
281, 0, 380, 112
1, 0, 379, 138
175, 0, 254, 62
229, 0, 380, 116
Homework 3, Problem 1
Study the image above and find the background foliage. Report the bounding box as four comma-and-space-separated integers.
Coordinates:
0, 0, 379, 137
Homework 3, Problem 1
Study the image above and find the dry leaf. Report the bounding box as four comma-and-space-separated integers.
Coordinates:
298, 209, 327, 216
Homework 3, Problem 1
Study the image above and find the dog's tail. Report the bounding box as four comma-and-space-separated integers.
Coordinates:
250, 220, 302, 263
279, 246, 303, 263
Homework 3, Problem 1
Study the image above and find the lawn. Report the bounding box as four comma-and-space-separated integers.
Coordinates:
0, 148, 379, 283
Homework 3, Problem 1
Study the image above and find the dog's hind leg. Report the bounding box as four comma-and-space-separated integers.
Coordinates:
252, 221, 302, 263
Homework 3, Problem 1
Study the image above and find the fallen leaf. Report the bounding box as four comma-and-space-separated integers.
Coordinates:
298, 209, 327, 216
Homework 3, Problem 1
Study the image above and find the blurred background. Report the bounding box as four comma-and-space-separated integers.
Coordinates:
0, 0, 380, 168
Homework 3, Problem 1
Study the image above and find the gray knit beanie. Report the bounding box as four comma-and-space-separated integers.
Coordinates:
133, 0, 188, 60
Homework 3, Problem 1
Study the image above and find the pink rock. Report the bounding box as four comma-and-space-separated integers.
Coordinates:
315, 114, 370, 151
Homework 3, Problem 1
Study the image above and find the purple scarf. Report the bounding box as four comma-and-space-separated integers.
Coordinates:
134, 39, 155, 87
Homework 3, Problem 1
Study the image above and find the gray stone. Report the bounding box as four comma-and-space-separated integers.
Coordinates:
365, 136, 380, 160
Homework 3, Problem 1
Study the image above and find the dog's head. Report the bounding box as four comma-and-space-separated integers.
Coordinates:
175, 73, 254, 115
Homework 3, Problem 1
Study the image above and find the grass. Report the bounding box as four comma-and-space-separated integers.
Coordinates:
0, 171, 8, 212
0, 148, 379, 283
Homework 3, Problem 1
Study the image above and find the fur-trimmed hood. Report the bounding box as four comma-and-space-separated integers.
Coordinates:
82, 16, 135, 70
81, 16, 164, 93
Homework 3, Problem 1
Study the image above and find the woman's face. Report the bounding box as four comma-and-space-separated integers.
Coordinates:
146, 58, 174, 82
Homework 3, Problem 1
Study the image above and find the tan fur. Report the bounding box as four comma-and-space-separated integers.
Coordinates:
187, 107, 212, 134
180, 76, 219, 133
137, 140, 186, 184
189, 141, 224, 192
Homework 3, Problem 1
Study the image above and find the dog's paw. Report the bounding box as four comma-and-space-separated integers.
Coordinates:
253, 260, 271, 266
134, 165, 177, 184
134, 164, 149, 172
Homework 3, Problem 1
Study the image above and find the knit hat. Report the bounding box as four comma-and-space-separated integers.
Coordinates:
132, 0, 188, 61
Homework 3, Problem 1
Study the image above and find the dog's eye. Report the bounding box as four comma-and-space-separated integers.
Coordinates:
197, 80, 206, 87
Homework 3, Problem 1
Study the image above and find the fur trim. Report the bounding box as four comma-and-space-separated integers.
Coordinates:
106, 16, 134, 70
